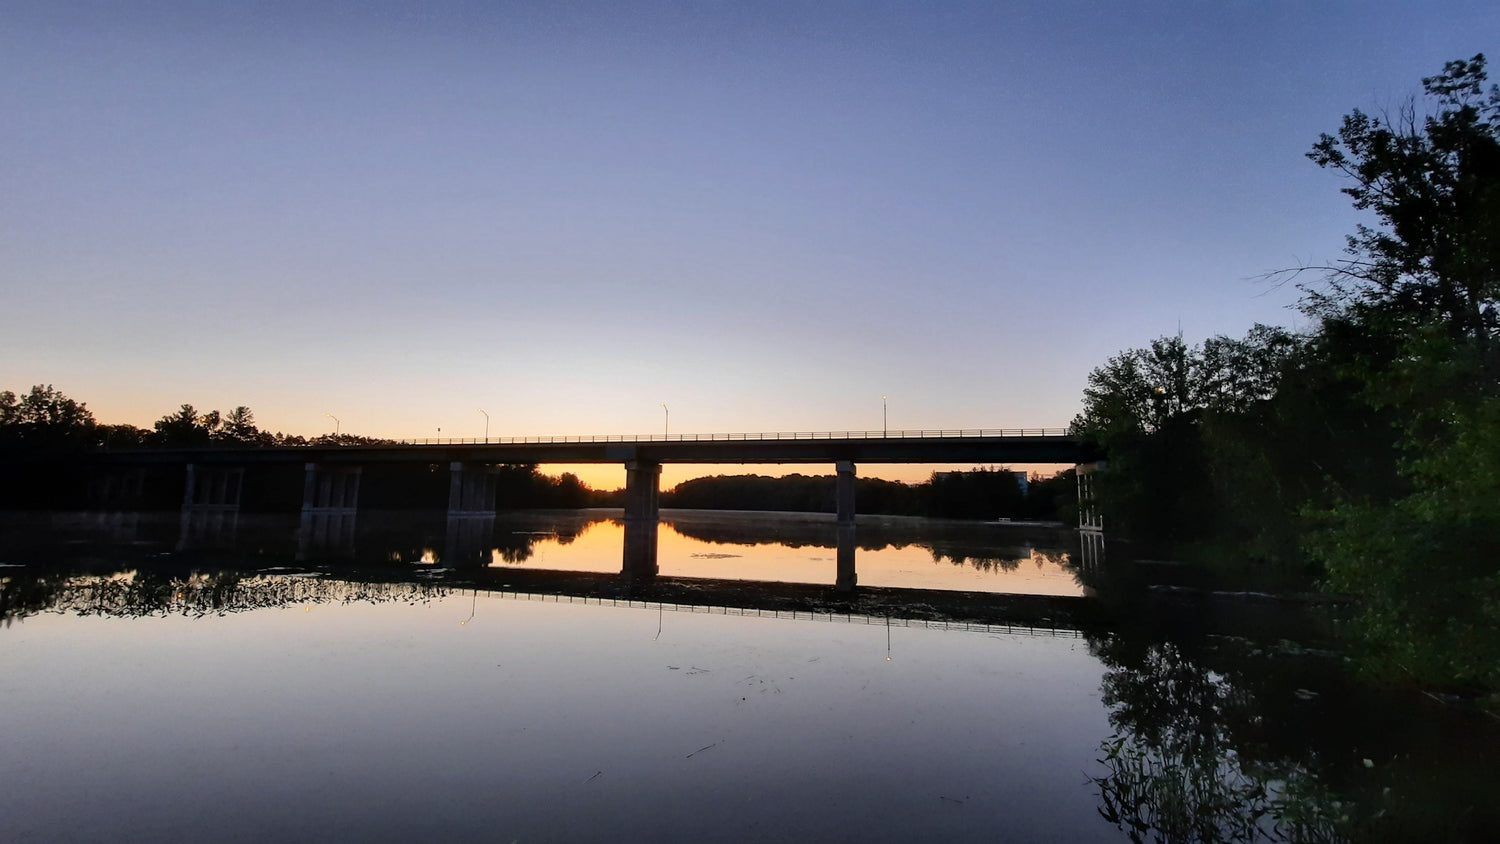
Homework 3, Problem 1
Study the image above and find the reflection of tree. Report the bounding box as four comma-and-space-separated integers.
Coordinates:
1092, 639, 1278, 842
1083, 628, 1500, 842
664, 514, 1078, 576
927, 545, 1076, 574
2, 570, 448, 625
1088, 634, 1346, 843
487, 512, 611, 567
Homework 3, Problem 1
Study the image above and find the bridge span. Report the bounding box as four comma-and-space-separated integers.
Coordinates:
101, 428, 1089, 466
87, 428, 1101, 592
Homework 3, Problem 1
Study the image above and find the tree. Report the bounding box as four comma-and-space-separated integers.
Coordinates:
0, 385, 96, 447
152, 404, 219, 447
1295, 57, 1500, 693
220, 406, 271, 445
1070, 327, 1305, 558
1301, 53, 1499, 375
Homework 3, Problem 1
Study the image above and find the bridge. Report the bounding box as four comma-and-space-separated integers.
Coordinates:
99, 427, 1087, 465
83, 428, 1102, 591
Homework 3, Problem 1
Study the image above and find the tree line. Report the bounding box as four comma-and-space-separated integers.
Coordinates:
0, 390, 389, 451
661, 468, 1072, 521
1073, 56, 1500, 693
1, 387, 1072, 520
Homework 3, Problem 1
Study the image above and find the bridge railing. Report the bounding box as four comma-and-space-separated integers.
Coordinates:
384, 428, 1071, 446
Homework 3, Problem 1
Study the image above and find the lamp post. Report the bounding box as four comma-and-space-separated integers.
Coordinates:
477, 408, 489, 443
661, 403, 669, 438
882, 395, 888, 437
325, 412, 340, 437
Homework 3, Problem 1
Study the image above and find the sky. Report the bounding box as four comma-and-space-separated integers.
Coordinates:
3, 1, 1497, 489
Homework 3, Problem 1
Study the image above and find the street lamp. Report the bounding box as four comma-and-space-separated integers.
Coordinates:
661, 403, 669, 438
882, 395, 888, 437
325, 412, 340, 436
477, 408, 489, 442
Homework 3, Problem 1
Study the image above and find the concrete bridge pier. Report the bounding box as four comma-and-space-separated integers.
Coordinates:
1076, 461, 1104, 532
298, 463, 361, 560
836, 461, 856, 526
178, 463, 244, 550
621, 460, 661, 583
835, 461, 857, 592
446, 462, 498, 566
447, 461, 498, 516
90, 467, 146, 542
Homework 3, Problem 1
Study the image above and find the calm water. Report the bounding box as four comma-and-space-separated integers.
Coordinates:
497, 510, 1085, 595
2, 510, 1497, 842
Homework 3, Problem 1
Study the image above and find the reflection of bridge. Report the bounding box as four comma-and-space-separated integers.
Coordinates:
90, 429, 1100, 591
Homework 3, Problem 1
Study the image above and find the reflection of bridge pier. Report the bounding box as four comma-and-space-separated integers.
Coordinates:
1077, 528, 1105, 572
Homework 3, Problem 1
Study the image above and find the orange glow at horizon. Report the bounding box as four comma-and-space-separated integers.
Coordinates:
547, 463, 1072, 492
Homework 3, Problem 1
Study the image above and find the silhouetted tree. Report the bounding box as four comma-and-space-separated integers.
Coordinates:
152, 404, 218, 447
221, 406, 269, 444
0, 384, 96, 447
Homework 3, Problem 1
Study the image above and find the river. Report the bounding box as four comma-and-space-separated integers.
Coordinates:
1, 509, 1495, 841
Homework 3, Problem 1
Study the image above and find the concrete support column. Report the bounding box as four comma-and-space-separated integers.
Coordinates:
622, 460, 661, 582
181, 463, 198, 512
298, 463, 361, 560
448, 461, 498, 516
446, 462, 497, 567
1076, 461, 1104, 532
448, 461, 465, 513
833, 461, 858, 592
836, 461, 856, 526
178, 464, 244, 550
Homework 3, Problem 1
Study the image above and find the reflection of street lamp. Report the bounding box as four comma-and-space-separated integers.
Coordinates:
662, 403, 669, 437
325, 412, 340, 436
882, 395, 888, 436
477, 408, 489, 442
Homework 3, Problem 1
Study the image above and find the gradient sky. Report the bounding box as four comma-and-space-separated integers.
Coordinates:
4, 1, 1497, 488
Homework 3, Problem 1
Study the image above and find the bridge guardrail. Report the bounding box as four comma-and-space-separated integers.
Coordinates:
385, 428, 1071, 446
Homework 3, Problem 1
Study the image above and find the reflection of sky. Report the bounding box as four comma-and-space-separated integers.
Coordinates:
3, 3, 1492, 449
489, 518, 1085, 596
1, 595, 1113, 841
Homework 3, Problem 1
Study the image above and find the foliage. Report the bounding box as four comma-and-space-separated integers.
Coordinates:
1302, 54, 1500, 360
1307, 392, 1500, 690
662, 468, 1058, 520
0, 385, 96, 448
1073, 56, 1500, 648
1070, 326, 1308, 573
1291, 56, 1500, 691
152, 404, 218, 446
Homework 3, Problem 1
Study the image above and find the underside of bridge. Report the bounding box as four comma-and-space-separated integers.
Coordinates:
93, 433, 1102, 590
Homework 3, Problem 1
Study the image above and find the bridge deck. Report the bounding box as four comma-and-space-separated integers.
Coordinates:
97, 429, 1095, 466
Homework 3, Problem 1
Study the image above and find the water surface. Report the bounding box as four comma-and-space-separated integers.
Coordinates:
3, 509, 1497, 841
